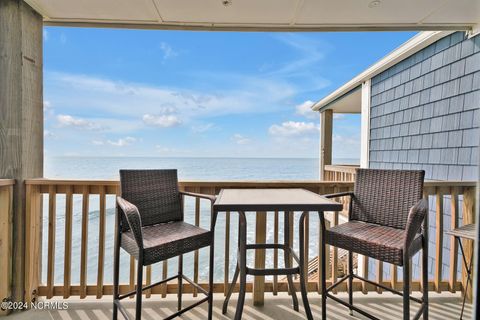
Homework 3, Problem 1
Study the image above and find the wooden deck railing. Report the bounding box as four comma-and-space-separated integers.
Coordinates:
23, 179, 476, 305
0, 179, 14, 316
323, 165, 359, 182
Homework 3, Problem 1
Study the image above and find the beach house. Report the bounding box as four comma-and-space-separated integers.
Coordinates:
0, 0, 479, 319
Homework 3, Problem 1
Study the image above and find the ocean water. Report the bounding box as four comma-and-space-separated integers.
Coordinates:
42, 157, 358, 286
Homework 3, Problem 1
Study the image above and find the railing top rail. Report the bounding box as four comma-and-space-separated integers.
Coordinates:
24, 178, 476, 188
0, 179, 15, 187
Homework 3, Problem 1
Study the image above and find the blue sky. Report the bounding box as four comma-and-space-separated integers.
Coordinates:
43, 28, 415, 159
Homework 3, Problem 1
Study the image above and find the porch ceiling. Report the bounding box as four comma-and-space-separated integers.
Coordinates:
24, 0, 479, 31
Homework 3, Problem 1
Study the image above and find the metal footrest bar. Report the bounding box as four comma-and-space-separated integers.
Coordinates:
325, 272, 427, 320
114, 299, 130, 319
326, 274, 349, 293
164, 297, 209, 320
246, 266, 300, 276
181, 274, 209, 296
246, 243, 288, 250
326, 292, 382, 320
118, 274, 180, 300
352, 274, 423, 304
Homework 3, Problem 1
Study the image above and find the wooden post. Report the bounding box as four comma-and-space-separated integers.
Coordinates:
253, 211, 267, 306
0, 0, 43, 304
319, 109, 333, 180
462, 187, 475, 303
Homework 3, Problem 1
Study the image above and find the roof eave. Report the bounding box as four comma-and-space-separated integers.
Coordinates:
311, 30, 456, 112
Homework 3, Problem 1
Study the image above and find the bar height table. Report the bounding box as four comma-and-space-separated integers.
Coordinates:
446, 223, 476, 319
212, 188, 343, 320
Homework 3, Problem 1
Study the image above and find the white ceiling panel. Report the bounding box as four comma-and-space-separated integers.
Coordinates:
29, 0, 160, 22
296, 0, 445, 25
24, 0, 479, 30
421, 0, 480, 24
154, 0, 297, 24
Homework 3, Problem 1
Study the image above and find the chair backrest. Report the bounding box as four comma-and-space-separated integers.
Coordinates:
351, 169, 425, 230
119, 169, 182, 231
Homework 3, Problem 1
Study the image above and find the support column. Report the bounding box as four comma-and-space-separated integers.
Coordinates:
0, 0, 43, 304
319, 109, 333, 180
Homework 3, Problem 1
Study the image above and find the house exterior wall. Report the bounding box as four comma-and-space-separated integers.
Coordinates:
367, 31, 480, 281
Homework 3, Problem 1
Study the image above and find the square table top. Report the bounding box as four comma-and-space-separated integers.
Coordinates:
445, 223, 476, 241
213, 188, 343, 212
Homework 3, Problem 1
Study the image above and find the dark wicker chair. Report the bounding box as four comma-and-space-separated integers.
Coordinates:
113, 169, 216, 320
320, 169, 429, 320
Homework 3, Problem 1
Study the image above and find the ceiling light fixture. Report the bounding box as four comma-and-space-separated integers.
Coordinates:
222, 0, 232, 7
368, 0, 381, 8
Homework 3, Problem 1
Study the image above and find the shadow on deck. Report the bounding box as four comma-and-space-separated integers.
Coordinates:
7, 292, 471, 319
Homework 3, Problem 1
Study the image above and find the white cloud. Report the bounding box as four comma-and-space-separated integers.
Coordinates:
143, 114, 182, 128
107, 137, 136, 147
45, 72, 298, 124
191, 123, 214, 133
44, 130, 55, 138
269, 121, 319, 137
91, 140, 104, 146
333, 113, 345, 120
295, 100, 318, 119
56, 114, 103, 130
232, 134, 251, 145
160, 42, 178, 61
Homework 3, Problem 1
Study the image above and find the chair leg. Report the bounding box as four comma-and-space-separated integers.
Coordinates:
348, 250, 353, 316
403, 257, 410, 320
319, 212, 327, 320
422, 239, 428, 319
113, 226, 121, 320
178, 255, 183, 311
208, 211, 217, 320
298, 212, 313, 320
135, 258, 143, 320
284, 211, 299, 312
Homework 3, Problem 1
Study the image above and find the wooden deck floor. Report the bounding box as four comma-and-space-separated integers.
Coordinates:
7, 292, 471, 319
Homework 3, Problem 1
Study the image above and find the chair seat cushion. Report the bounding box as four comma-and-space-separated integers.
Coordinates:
325, 220, 422, 266
121, 221, 212, 266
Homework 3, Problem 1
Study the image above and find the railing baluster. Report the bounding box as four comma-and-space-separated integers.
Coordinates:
0, 183, 14, 313
253, 211, 267, 306
273, 210, 279, 295
80, 185, 89, 298
435, 187, 444, 293
462, 187, 475, 302
391, 264, 397, 290
130, 256, 135, 298
47, 185, 56, 299
63, 185, 73, 299
162, 260, 168, 298
97, 186, 106, 298
224, 211, 230, 296
449, 187, 458, 293
303, 212, 309, 289
331, 212, 339, 293
376, 260, 383, 293
146, 266, 152, 298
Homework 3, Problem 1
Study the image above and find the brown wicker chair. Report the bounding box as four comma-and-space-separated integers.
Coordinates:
113, 169, 216, 320
320, 169, 428, 320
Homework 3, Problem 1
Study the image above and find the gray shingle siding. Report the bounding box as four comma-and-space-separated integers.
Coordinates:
369, 32, 479, 180
367, 32, 479, 281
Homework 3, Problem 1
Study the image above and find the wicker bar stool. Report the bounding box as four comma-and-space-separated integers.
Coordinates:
320, 169, 429, 320
113, 169, 216, 320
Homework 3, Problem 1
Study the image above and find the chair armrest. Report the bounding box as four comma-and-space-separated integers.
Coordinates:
404, 199, 429, 250
323, 191, 354, 199
116, 196, 144, 249
180, 191, 217, 203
